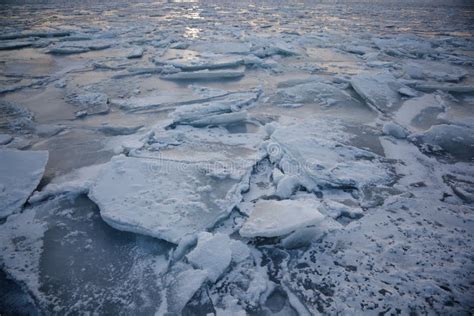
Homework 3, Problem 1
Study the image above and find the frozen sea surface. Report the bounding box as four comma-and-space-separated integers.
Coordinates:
1, 0, 474, 314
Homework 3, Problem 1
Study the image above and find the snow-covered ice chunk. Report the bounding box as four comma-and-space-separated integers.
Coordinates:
89, 155, 253, 243
161, 69, 245, 81
0, 149, 48, 218
240, 199, 325, 238
350, 72, 402, 112
403, 60, 467, 82
186, 232, 232, 282
382, 122, 408, 139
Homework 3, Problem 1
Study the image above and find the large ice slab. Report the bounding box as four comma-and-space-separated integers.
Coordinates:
403, 60, 467, 82
350, 72, 402, 112
0, 149, 48, 218
240, 199, 325, 238
89, 155, 252, 244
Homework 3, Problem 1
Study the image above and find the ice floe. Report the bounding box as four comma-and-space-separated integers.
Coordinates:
0, 149, 48, 218
350, 72, 403, 112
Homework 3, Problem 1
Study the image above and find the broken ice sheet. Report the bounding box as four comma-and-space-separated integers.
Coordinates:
268, 122, 393, 201
0, 149, 48, 218
240, 199, 325, 238
88, 155, 254, 244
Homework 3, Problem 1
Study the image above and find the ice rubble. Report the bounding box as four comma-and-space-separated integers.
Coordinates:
240, 199, 325, 238
0, 149, 48, 218
88, 155, 253, 244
